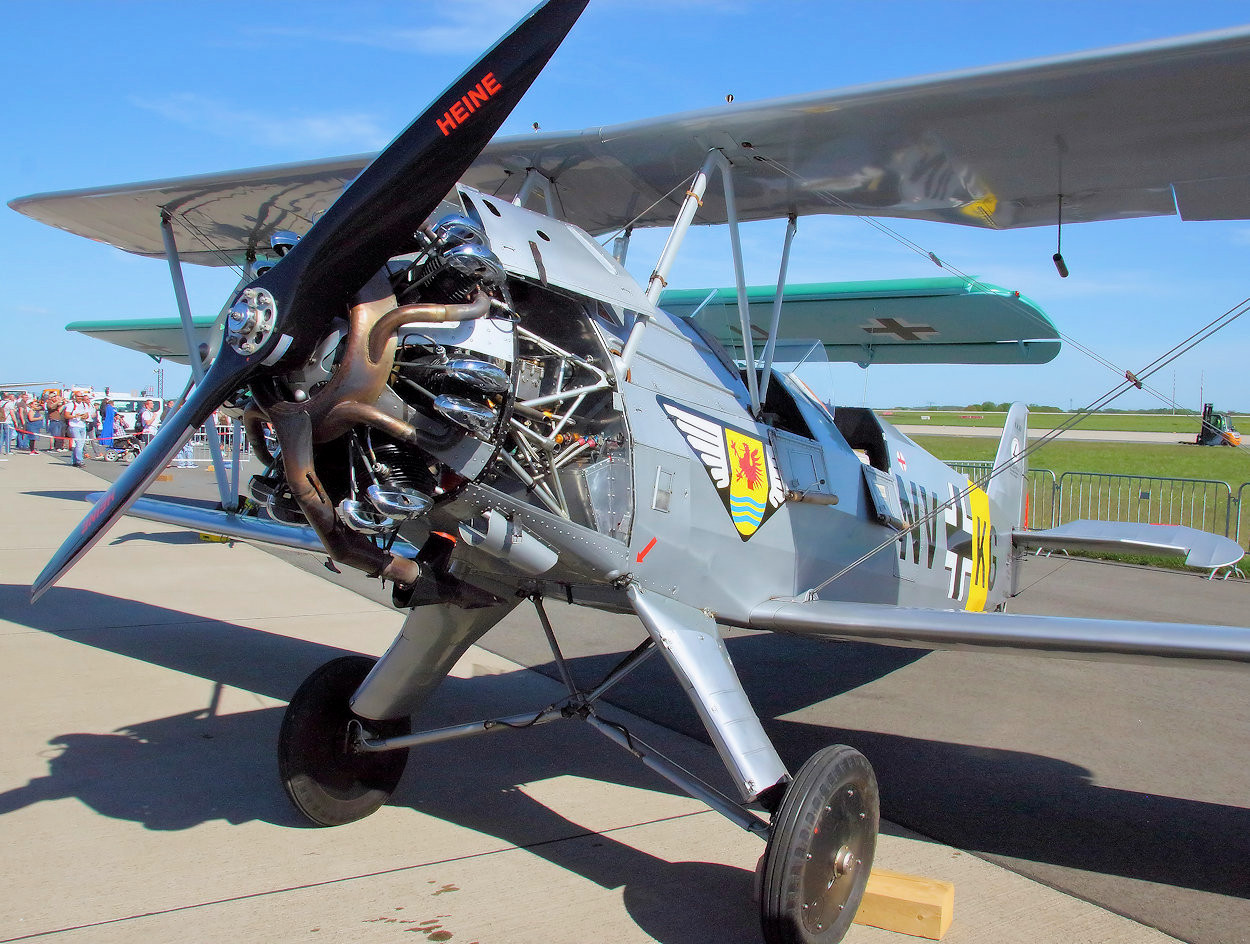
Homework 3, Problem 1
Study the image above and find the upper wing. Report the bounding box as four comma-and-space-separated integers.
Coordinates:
466, 25, 1250, 231
11, 26, 1250, 264
661, 277, 1060, 366
9, 155, 372, 267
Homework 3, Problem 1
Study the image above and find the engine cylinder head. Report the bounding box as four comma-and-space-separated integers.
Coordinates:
443, 244, 506, 288
443, 358, 510, 393
432, 214, 489, 248
434, 394, 498, 439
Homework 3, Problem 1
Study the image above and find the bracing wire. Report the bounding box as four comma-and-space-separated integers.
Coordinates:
805, 295, 1250, 597
720, 152, 1250, 593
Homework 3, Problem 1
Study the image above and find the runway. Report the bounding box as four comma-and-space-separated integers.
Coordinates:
5, 452, 1247, 943
895, 425, 1193, 444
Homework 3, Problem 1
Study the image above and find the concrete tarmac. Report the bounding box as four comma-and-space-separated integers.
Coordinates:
6, 452, 1243, 943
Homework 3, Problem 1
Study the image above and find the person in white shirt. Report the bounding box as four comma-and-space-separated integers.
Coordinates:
138, 400, 160, 449
0, 393, 15, 458
65, 390, 94, 467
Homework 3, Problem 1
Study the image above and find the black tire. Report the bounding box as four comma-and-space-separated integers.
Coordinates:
279, 655, 411, 826
760, 745, 879, 944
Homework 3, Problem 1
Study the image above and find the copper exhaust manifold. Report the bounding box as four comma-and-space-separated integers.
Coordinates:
248, 271, 491, 585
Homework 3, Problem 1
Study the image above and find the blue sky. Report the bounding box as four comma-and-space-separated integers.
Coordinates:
3, 0, 1250, 412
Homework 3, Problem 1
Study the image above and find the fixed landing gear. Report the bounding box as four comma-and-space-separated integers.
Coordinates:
279, 656, 411, 826
275, 605, 878, 944
760, 745, 879, 944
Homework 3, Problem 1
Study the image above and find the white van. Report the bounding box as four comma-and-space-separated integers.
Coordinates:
92, 395, 145, 438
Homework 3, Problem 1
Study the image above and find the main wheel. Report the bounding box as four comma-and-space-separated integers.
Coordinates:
279, 655, 411, 826
759, 745, 879, 944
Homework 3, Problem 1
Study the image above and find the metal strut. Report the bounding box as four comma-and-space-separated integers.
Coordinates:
159, 211, 236, 510
353, 593, 771, 837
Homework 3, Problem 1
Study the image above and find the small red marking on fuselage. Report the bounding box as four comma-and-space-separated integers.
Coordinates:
436, 72, 502, 136
636, 537, 658, 563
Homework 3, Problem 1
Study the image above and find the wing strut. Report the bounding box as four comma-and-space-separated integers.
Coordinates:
159, 211, 237, 509
631, 149, 771, 417
718, 151, 761, 417
624, 151, 722, 375
757, 214, 798, 407
512, 167, 558, 217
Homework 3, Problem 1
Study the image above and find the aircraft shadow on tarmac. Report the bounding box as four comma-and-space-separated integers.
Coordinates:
2, 584, 1248, 929
0, 585, 763, 944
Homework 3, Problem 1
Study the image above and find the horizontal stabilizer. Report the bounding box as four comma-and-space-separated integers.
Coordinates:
1014, 520, 1245, 570
749, 598, 1250, 667
661, 278, 1059, 366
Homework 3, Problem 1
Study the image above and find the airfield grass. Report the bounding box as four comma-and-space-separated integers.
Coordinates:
913, 435, 1250, 484
885, 410, 1249, 434
915, 435, 1250, 562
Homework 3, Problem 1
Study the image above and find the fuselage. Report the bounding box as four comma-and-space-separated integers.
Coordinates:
430, 191, 1015, 626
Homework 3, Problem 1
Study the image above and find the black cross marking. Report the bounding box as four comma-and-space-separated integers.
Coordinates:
944, 483, 973, 601
863, 317, 938, 341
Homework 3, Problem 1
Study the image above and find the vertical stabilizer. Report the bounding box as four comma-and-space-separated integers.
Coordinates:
988, 403, 1028, 601
988, 403, 1028, 528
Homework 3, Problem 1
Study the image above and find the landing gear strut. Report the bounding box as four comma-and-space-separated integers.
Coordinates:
278, 655, 411, 826
760, 745, 879, 944
276, 606, 879, 944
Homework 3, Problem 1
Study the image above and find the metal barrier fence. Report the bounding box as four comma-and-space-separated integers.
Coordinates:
947, 460, 992, 481
1056, 472, 1233, 536
1237, 482, 1250, 547
188, 422, 267, 463
953, 460, 1250, 542
946, 461, 1060, 530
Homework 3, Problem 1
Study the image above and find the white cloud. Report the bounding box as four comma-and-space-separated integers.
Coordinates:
254, 1, 537, 55
129, 93, 391, 151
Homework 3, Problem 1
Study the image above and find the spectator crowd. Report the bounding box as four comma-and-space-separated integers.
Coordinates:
0, 391, 191, 467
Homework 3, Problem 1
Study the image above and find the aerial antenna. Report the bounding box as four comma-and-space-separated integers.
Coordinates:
1053, 135, 1070, 278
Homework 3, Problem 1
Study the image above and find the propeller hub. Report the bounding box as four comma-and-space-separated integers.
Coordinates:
227, 286, 278, 356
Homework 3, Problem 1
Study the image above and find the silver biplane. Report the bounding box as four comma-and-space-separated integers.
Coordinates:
13, 4, 1250, 941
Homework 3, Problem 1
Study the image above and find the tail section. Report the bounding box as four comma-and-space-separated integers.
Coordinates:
987, 403, 1028, 603
987, 402, 1028, 530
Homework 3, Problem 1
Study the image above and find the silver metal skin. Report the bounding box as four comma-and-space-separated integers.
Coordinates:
748, 598, 1250, 668
628, 584, 790, 803
458, 510, 559, 576
350, 602, 518, 721
20, 28, 1250, 267
90, 493, 422, 559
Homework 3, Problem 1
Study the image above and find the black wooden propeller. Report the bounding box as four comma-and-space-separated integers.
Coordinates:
33, 0, 588, 600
